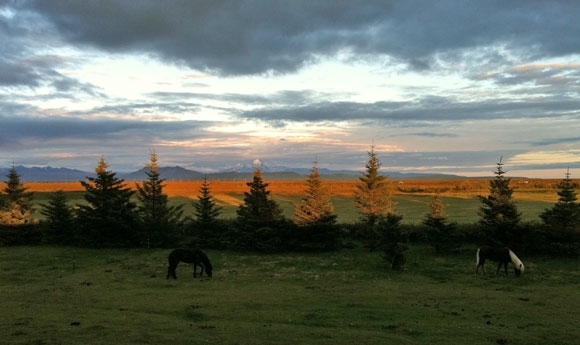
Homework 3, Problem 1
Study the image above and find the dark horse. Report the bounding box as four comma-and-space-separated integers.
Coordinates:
166, 248, 213, 279
476, 247, 524, 277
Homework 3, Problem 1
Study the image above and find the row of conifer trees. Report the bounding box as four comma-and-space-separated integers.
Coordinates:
1, 148, 579, 263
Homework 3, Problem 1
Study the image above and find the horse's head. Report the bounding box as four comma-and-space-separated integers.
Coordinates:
514, 263, 524, 277
205, 264, 213, 278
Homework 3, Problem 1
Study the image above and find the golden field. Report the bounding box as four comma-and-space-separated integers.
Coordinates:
24, 178, 575, 202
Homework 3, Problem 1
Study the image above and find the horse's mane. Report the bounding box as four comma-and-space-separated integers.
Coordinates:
196, 249, 213, 271
508, 249, 524, 273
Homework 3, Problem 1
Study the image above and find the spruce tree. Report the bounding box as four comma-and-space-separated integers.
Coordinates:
191, 175, 224, 249
77, 157, 139, 247
477, 158, 521, 246
540, 168, 580, 233
41, 190, 76, 244
237, 167, 284, 227
193, 175, 222, 225
354, 145, 395, 226
377, 214, 406, 270
136, 152, 184, 248
423, 195, 458, 253
294, 160, 337, 226
0, 166, 36, 225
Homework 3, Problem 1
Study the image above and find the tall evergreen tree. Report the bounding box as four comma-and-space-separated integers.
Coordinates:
0, 166, 36, 225
354, 145, 395, 226
193, 175, 222, 225
237, 167, 284, 227
77, 157, 139, 247
41, 190, 76, 244
478, 158, 521, 246
136, 152, 184, 248
294, 160, 337, 226
191, 175, 225, 249
540, 168, 580, 233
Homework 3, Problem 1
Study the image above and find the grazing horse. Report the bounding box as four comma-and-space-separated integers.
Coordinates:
476, 247, 524, 277
166, 248, 213, 279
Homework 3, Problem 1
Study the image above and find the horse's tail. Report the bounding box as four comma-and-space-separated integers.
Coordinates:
167, 249, 178, 279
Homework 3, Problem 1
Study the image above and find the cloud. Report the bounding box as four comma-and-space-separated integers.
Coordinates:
411, 132, 459, 138
509, 150, 580, 166
0, 115, 213, 145
238, 97, 580, 124
473, 62, 580, 93
0, 8, 102, 95
13, 1, 580, 76
526, 137, 580, 147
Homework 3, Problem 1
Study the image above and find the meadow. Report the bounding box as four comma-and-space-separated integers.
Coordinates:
27, 179, 566, 224
2, 245, 580, 345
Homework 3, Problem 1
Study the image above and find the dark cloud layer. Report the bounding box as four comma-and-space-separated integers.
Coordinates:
12, 0, 580, 75
0, 115, 212, 145
238, 97, 580, 124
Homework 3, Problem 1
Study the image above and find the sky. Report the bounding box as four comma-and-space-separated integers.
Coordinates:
1, 1, 579, 178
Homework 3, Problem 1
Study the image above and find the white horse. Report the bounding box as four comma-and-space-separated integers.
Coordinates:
476, 247, 524, 277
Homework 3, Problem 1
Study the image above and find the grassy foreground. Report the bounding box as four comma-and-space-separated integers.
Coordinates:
1, 246, 579, 345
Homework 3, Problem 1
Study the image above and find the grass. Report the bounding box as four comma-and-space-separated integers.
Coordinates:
32, 192, 555, 225
1, 245, 580, 344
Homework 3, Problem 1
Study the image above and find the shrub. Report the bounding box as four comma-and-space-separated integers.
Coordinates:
376, 214, 407, 270
287, 223, 341, 252
231, 219, 289, 253
0, 224, 43, 246
186, 219, 233, 250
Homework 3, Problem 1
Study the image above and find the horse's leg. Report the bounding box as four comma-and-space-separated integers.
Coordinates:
167, 262, 178, 279
167, 259, 174, 279
496, 262, 509, 276
477, 259, 486, 275
167, 251, 178, 279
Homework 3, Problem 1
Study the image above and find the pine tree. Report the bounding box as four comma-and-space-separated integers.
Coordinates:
193, 175, 222, 225
237, 167, 284, 227
540, 168, 580, 233
478, 158, 521, 246
0, 166, 36, 225
41, 190, 76, 244
136, 152, 184, 248
77, 156, 139, 247
293, 160, 337, 226
377, 214, 406, 270
423, 195, 458, 253
354, 145, 395, 226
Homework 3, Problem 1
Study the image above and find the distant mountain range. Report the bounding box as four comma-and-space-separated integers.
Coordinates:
0, 165, 463, 182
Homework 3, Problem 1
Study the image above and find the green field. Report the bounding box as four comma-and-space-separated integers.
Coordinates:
1, 246, 579, 345
32, 192, 555, 225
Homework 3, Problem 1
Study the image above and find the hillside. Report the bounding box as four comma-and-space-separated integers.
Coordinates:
1, 165, 464, 182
